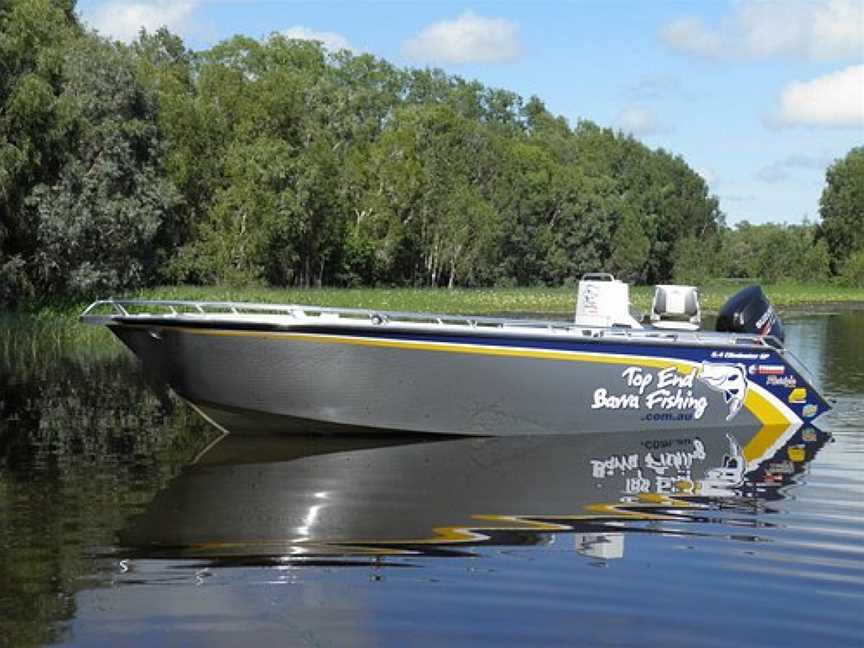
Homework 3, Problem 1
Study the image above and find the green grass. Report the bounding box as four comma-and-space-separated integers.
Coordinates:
2, 280, 862, 365
6, 280, 864, 329
124, 280, 864, 313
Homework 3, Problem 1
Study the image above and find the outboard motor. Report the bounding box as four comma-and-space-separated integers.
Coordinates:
716, 285, 785, 343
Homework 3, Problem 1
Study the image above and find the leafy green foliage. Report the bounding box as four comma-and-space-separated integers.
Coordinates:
113, 27, 728, 292
28, 37, 177, 295
819, 147, 864, 269
672, 235, 715, 286
610, 208, 650, 281
717, 222, 831, 283
0, 253, 31, 304
3, 3, 859, 305
840, 251, 864, 287
0, 0, 81, 267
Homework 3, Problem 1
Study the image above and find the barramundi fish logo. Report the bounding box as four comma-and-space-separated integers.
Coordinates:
697, 363, 749, 420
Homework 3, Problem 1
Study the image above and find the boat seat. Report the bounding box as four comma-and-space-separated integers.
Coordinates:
651, 284, 701, 329
650, 320, 700, 332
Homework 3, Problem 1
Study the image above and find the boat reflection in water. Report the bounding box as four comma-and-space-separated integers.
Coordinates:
119, 424, 830, 561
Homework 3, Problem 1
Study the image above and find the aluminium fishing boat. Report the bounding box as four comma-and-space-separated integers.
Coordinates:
80, 276, 830, 436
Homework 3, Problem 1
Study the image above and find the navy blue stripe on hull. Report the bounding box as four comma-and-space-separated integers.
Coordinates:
116, 318, 772, 359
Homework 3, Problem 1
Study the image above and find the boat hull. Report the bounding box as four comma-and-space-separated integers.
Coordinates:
109, 321, 828, 437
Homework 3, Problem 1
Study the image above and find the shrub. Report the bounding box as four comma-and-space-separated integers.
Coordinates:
0, 255, 33, 306
839, 250, 864, 287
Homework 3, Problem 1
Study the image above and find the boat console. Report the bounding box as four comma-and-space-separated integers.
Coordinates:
574, 273, 643, 329
574, 274, 703, 332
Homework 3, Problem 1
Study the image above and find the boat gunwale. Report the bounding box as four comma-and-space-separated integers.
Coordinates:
81, 299, 784, 352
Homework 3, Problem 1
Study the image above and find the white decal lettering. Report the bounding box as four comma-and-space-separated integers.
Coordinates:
590, 362, 754, 421
591, 388, 640, 411
621, 366, 653, 394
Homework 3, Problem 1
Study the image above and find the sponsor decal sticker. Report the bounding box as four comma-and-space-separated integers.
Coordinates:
766, 375, 797, 388
787, 446, 806, 462
756, 307, 776, 335
696, 362, 749, 420
802, 429, 817, 442
802, 404, 818, 419
591, 366, 709, 420
591, 362, 751, 422
749, 364, 786, 376
767, 460, 794, 475
788, 388, 807, 404
711, 351, 768, 360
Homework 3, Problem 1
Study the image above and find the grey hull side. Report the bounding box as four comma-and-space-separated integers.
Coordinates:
110, 324, 793, 437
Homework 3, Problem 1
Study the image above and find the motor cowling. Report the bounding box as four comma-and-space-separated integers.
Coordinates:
716, 285, 785, 343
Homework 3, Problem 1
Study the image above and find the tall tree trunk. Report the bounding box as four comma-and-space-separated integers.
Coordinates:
448, 243, 462, 290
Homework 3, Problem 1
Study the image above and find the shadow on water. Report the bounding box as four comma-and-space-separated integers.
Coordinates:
1, 310, 863, 646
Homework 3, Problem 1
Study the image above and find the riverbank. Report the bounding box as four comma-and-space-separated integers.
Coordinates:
2, 281, 860, 362
12, 280, 864, 321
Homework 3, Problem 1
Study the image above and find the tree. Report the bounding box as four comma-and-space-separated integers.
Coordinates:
28, 36, 177, 294
168, 139, 290, 285
489, 140, 558, 285
840, 250, 864, 287
0, 0, 81, 301
712, 221, 830, 283
819, 147, 864, 270
130, 28, 199, 267
0, 13, 732, 297
672, 235, 721, 286
361, 104, 502, 287
609, 207, 650, 281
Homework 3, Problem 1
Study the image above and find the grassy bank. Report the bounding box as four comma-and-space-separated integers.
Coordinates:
3, 280, 862, 362
11, 280, 864, 320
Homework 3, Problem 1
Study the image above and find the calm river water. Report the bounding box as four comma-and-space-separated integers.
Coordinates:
1, 310, 863, 647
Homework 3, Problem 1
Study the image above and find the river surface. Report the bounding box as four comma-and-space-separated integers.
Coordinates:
1, 311, 862, 647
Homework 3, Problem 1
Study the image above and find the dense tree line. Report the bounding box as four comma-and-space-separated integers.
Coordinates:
673, 148, 864, 288
672, 221, 830, 286
1, 1, 862, 305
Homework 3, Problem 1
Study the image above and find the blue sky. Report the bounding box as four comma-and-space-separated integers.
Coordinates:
77, 1, 864, 226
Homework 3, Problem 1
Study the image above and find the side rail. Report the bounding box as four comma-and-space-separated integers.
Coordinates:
79, 299, 576, 331
79, 299, 781, 349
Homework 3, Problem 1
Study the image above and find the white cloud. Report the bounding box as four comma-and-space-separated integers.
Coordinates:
402, 11, 521, 64
777, 65, 864, 126
281, 26, 354, 53
660, 16, 723, 58
84, 1, 198, 43
757, 154, 834, 183
616, 106, 670, 136
660, 0, 864, 61
696, 167, 717, 186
